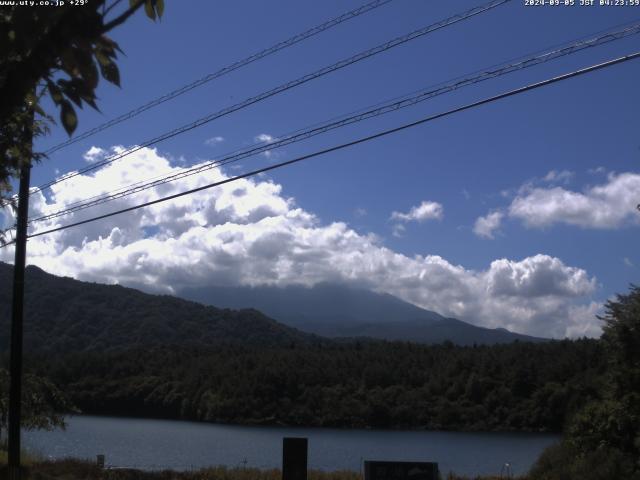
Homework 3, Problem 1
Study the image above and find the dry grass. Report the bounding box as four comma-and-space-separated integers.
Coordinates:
0, 459, 526, 480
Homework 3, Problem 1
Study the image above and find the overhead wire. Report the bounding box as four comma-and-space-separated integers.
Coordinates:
29, 0, 512, 196
6, 50, 637, 245
43, 0, 395, 155
26, 20, 640, 225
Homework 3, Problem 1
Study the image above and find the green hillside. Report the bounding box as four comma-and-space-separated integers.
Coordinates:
0, 262, 318, 353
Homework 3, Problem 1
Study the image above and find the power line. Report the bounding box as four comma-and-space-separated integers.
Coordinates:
30, 0, 511, 195
43, 0, 395, 155
15, 50, 639, 243
27, 20, 640, 225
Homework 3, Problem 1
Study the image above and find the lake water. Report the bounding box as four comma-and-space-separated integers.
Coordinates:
23, 415, 559, 477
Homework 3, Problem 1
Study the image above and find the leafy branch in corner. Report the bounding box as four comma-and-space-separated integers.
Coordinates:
0, 0, 165, 208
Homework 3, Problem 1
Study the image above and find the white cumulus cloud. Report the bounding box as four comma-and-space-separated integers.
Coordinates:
204, 136, 225, 146
391, 201, 443, 223
542, 170, 574, 185
391, 223, 406, 238
0, 147, 603, 339
473, 211, 503, 239
509, 172, 640, 229
255, 133, 277, 158
83, 146, 107, 163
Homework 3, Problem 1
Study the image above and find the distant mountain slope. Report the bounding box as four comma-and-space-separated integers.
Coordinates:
181, 282, 444, 324
180, 283, 546, 345
0, 262, 317, 353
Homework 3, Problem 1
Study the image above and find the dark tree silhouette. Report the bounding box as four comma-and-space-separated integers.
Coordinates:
0, 0, 164, 203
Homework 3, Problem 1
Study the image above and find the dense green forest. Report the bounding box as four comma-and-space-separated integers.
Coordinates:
29, 339, 604, 433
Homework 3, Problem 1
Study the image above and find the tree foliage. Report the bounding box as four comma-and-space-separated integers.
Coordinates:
568, 286, 640, 472
530, 285, 640, 480
0, 368, 77, 444
600, 284, 640, 397
0, 0, 164, 201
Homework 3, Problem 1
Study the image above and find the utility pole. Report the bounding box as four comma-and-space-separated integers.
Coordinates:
7, 104, 34, 480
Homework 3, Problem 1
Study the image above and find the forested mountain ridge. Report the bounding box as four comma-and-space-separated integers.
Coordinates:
180, 283, 546, 345
1, 262, 543, 352
0, 261, 612, 435
0, 262, 318, 353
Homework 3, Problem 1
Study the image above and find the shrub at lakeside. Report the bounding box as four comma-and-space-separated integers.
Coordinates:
528, 285, 640, 480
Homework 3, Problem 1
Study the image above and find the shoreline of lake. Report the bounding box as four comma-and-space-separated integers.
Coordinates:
60, 412, 561, 434
23, 415, 559, 477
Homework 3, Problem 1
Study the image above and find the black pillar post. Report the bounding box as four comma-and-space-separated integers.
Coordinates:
7, 107, 33, 480
282, 437, 307, 480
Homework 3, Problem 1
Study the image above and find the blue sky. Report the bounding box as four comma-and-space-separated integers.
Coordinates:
5, 0, 640, 337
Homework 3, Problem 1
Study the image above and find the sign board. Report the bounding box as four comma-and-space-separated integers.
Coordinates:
282, 437, 307, 480
364, 461, 439, 480
96, 454, 105, 469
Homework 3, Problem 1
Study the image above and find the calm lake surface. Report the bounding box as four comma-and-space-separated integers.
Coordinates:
24, 415, 559, 477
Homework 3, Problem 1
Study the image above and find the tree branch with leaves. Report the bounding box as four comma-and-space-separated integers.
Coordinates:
0, 0, 165, 205
0, 368, 78, 446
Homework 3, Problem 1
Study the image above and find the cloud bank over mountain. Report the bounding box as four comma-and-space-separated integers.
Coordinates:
0, 147, 601, 338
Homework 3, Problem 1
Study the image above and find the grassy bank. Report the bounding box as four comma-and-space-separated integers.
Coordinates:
0, 459, 527, 480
